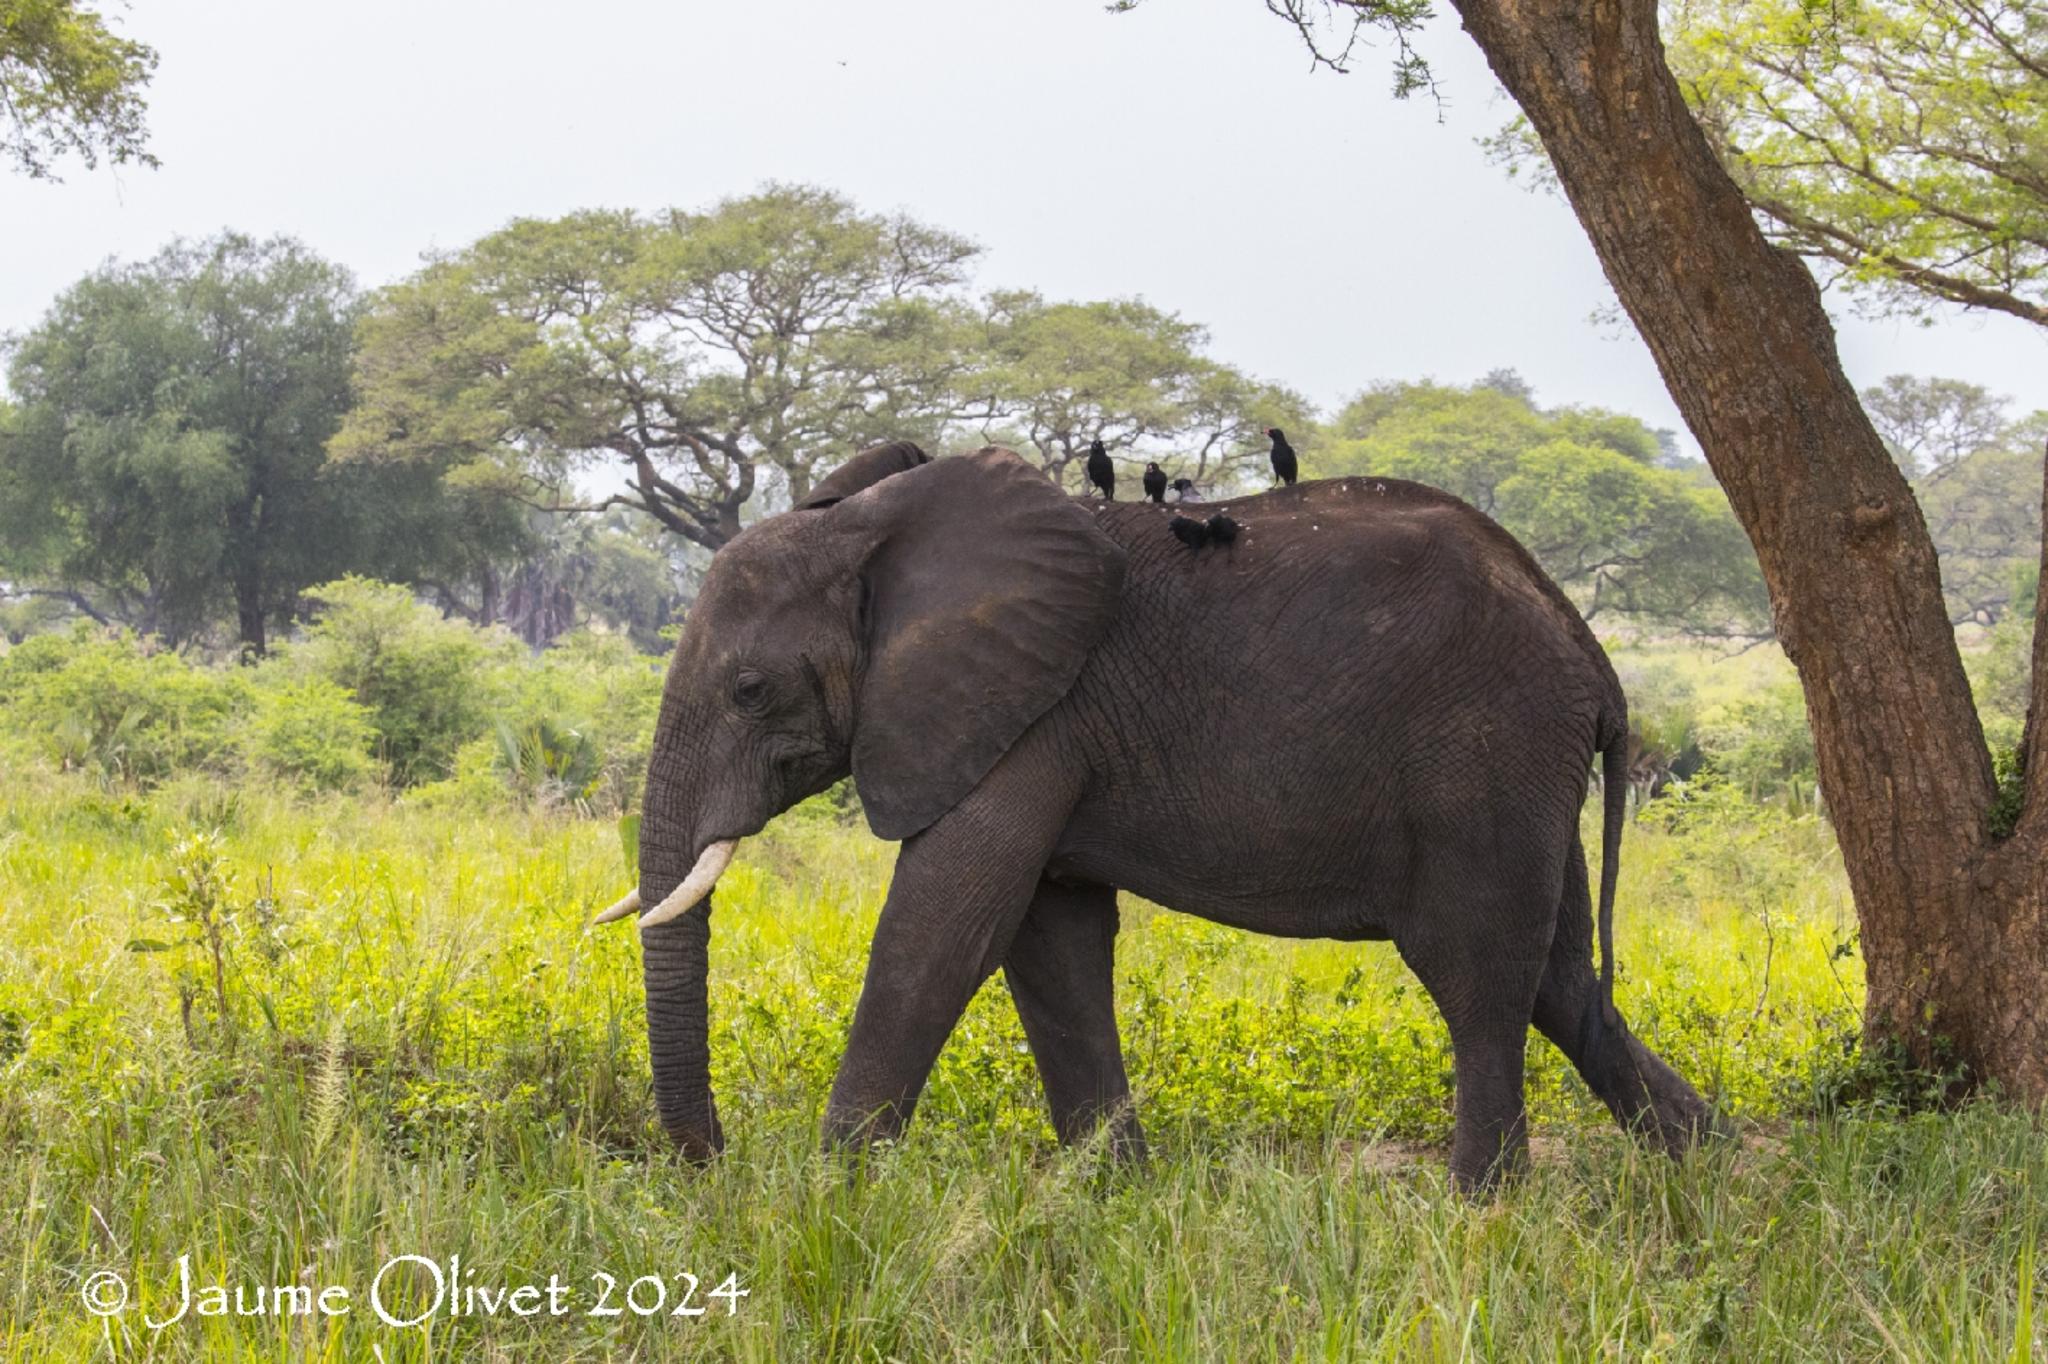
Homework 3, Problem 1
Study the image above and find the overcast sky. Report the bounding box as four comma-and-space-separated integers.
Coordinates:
5, 0, 2044, 452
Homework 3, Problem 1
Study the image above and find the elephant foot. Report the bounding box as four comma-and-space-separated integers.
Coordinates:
1541, 981, 1725, 1162
1055, 1096, 1149, 1165
820, 1096, 913, 1160
1446, 1108, 1531, 1197
659, 1094, 725, 1165
1615, 1031, 1730, 1158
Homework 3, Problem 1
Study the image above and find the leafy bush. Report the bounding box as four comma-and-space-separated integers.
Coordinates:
244, 676, 380, 792
1967, 607, 2031, 733
0, 627, 247, 783
399, 735, 507, 812
494, 628, 664, 811
285, 577, 518, 784
1695, 679, 1817, 799
494, 716, 603, 809
392, 628, 663, 813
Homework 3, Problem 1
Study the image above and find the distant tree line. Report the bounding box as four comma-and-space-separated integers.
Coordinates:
1, 185, 2037, 657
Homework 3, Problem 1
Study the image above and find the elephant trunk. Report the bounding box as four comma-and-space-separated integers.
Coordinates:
640, 900, 723, 1159
637, 718, 726, 1160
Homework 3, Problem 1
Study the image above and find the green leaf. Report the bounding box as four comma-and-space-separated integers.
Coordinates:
124, 937, 176, 953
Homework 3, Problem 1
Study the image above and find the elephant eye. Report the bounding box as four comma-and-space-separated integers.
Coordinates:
732, 673, 770, 711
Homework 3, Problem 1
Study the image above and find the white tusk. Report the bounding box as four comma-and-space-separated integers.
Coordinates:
637, 840, 738, 931
590, 888, 641, 926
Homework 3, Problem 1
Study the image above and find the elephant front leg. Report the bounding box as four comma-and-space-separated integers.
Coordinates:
822, 755, 1078, 1152
1003, 878, 1145, 1159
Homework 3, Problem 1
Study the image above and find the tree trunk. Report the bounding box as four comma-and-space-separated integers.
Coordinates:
1447, 0, 2048, 1098
478, 562, 500, 628
234, 582, 266, 658
224, 488, 267, 657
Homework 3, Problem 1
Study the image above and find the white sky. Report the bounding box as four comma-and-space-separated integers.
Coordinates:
4, 0, 2044, 452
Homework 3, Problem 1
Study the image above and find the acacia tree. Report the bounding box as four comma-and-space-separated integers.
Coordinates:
342, 188, 1303, 535
958, 291, 1310, 495
1864, 375, 2017, 482
1919, 447, 2041, 627
1487, 1, 2048, 331
1667, 0, 2048, 328
1258, 0, 2048, 1098
336, 186, 981, 553
1, 0, 155, 179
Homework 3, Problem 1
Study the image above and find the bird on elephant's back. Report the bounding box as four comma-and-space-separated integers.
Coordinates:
593, 442, 1723, 1192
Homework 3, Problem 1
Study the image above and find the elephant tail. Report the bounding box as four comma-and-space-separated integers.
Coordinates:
1597, 718, 1627, 1025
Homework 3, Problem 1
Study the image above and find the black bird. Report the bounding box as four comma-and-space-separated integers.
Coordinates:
1168, 514, 1209, 550
1170, 477, 1198, 503
1266, 427, 1298, 486
1204, 513, 1240, 545
1085, 439, 1115, 499
1142, 461, 1167, 504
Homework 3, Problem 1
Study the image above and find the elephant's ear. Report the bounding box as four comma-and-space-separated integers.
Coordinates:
799, 440, 930, 510
835, 446, 1125, 840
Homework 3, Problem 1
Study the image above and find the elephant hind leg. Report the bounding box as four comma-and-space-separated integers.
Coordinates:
1002, 879, 1145, 1160
1394, 855, 1552, 1193
1399, 936, 1546, 1193
1531, 837, 1722, 1156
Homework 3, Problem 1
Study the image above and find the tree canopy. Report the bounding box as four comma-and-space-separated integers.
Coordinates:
338, 185, 1306, 541
1486, 0, 2048, 329
1670, 0, 2048, 328
0, 233, 520, 651
1314, 377, 1769, 633
1866, 374, 2048, 626
960, 291, 1311, 496
334, 186, 982, 553
1, 0, 155, 179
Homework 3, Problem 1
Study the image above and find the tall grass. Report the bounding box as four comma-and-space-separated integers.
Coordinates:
0, 768, 2039, 1360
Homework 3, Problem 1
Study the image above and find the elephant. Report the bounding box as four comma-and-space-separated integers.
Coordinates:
596, 441, 1719, 1191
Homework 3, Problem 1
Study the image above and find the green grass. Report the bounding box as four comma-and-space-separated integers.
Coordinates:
0, 769, 2040, 1360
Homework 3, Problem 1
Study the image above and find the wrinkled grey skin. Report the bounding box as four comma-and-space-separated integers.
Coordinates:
634, 444, 1717, 1190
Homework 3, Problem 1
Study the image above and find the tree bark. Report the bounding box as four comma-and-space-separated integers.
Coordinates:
1447, 0, 2047, 1098
226, 496, 267, 657
478, 561, 500, 629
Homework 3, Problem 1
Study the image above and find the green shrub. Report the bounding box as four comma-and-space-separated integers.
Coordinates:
0, 627, 247, 783
1695, 678, 1817, 799
395, 629, 662, 813
494, 715, 603, 809
399, 734, 510, 812
472, 628, 663, 812
244, 676, 380, 792
285, 577, 517, 784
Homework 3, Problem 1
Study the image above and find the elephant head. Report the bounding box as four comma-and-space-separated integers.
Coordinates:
614, 443, 1126, 1157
